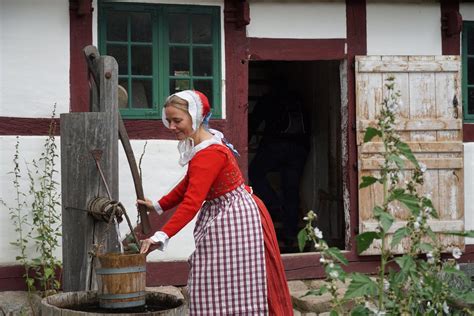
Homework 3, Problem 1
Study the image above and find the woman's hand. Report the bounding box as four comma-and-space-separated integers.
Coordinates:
140, 238, 156, 254
137, 198, 155, 214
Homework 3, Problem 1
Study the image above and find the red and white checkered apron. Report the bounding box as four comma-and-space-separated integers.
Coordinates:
188, 185, 268, 315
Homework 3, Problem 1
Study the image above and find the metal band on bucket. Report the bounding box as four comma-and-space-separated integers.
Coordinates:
96, 266, 146, 275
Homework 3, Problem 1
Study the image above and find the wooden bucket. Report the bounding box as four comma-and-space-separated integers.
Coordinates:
97, 252, 146, 309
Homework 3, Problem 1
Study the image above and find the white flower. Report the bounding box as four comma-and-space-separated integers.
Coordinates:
303, 216, 308, 221
419, 163, 427, 173
413, 221, 421, 230
314, 242, 320, 249
452, 247, 462, 259
329, 270, 339, 279
423, 207, 431, 216
329, 263, 334, 268
314, 227, 323, 239
383, 279, 390, 291
455, 264, 460, 270
442, 301, 449, 314
319, 257, 326, 263
427, 251, 434, 264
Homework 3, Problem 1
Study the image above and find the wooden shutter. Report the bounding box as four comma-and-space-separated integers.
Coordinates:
356, 56, 464, 255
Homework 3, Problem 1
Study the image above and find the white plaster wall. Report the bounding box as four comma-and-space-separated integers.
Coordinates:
464, 143, 474, 245
0, 0, 70, 117
0, 136, 63, 265
366, 2, 441, 55
0, 135, 195, 264
460, 3, 474, 21
248, 1, 346, 39
92, 0, 227, 118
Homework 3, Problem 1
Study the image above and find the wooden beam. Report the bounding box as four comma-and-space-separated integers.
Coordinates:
248, 38, 346, 61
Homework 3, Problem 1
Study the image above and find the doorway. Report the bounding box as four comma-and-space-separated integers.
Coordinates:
248, 60, 345, 253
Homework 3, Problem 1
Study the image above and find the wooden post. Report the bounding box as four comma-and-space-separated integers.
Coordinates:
61, 55, 119, 292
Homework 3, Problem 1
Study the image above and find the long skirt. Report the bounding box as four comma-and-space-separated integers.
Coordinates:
188, 185, 293, 315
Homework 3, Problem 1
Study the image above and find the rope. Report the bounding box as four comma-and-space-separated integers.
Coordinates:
87, 196, 140, 253
87, 197, 124, 223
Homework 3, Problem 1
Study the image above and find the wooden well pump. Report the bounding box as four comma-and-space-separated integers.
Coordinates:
61, 46, 151, 292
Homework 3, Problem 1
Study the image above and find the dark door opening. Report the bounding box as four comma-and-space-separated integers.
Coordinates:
248, 60, 345, 253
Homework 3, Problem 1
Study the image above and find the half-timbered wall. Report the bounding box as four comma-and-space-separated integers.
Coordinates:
1, 0, 474, 269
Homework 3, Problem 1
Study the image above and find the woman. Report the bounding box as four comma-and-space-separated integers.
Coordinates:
138, 90, 293, 315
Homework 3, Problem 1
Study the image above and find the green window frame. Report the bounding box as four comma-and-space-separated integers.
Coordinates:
98, 2, 222, 119
462, 21, 474, 122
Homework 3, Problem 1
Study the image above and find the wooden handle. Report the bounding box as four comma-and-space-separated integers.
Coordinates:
118, 115, 151, 234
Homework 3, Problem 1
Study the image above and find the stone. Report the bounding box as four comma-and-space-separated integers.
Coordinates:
291, 287, 348, 314
0, 291, 41, 316
146, 286, 186, 300
288, 280, 309, 292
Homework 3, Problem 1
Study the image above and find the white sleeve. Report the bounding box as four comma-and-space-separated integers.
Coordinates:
149, 231, 169, 251
153, 201, 164, 215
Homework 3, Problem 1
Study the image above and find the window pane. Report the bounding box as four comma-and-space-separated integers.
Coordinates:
107, 45, 128, 75
469, 87, 474, 115
107, 11, 128, 42
170, 79, 190, 94
193, 47, 212, 77
131, 12, 152, 42
469, 58, 474, 85
192, 15, 212, 44
131, 80, 152, 108
468, 27, 474, 55
170, 47, 190, 76
131, 46, 152, 75
193, 80, 213, 107
119, 79, 129, 108
169, 14, 189, 43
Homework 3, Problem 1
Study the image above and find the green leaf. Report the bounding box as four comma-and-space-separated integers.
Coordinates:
344, 273, 378, 300
390, 191, 420, 214
417, 243, 434, 252
351, 305, 371, 316
391, 227, 409, 248
44, 267, 54, 279
396, 141, 419, 167
302, 285, 328, 297
330, 310, 339, 316
356, 231, 379, 254
359, 176, 378, 189
388, 154, 405, 169
457, 291, 474, 304
373, 206, 394, 232
326, 247, 349, 265
364, 127, 382, 143
298, 228, 308, 252
395, 255, 415, 273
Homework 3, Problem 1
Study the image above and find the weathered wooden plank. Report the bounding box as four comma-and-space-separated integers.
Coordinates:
61, 113, 120, 292
360, 141, 463, 153
357, 118, 462, 131
357, 59, 460, 73
361, 219, 464, 234
360, 158, 463, 170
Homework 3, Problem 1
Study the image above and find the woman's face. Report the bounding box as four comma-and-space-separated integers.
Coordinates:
165, 105, 194, 140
